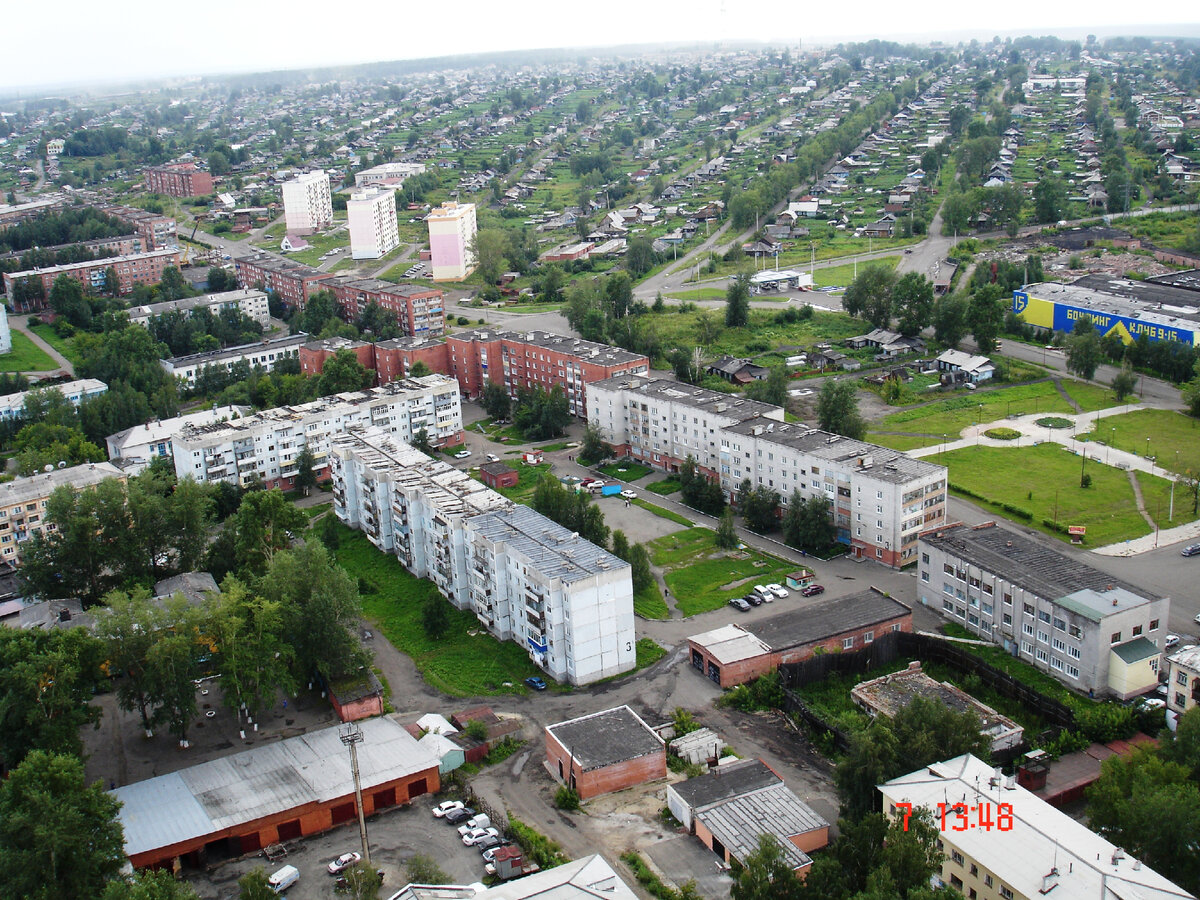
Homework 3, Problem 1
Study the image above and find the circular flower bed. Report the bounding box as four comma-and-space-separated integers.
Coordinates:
1036, 416, 1073, 429
984, 427, 1022, 440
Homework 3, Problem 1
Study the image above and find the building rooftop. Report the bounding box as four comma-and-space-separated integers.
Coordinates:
376, 335, 446, 351
1058, 586, 1155, 624
106, 406, 247, 456
0, 378, 107, 415
589, 375, 783, 422
163, 333, 308, 368
6, 247, 178, 279
722, 419, 946, 485
112, 717, 439, 860
1168, 645, 1200, 671
546, 705, 664, 772
0, 461, 124, 509
879, 753, 1191, 900
1023, 275, 1200, 337
153, 572, 219, 607
921, 522, 1156, 613
127, 288, 267, 321
670, 758, 782, 811
746, 589, 911, 653
687, 623, 772, 665
322, 275, 443, 298
456, 329, 647, 368
695, 780, 825, 871
467, 504, 629, 586
386, 854, 638, 900
479, 461, 516, 477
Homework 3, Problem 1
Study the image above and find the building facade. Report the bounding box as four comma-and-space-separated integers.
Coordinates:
281, 171, 333, 235
880, 754, 1190, 900
101, 204, 178, 250
1164, 645, 1200, 727
0, 378, 107, 421
322, 276, 445, 338
105, 406, 247, 475
160, 334, 307, 387
427, 201, 477, 281
128, 288, 271, 328
0, 303, 10, 355
329, 428, 635, 685
347, 187, 399, 260
234, 255, 334, 310
3, 248, 183, 304
918, 522, 1168, 698
0, 462, 125, 566
353, 162, 427, 188
448, 330, 649, 417
174, 376, 464, 491
144, 162, 213, 198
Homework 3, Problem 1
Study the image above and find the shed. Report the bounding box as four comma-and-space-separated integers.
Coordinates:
480, 461, 519, 490
328, 670, 384, 722
785, 569, 815, 589
669, 728, 726, 765
544, 705, 666, 800
419, 731, 466, 774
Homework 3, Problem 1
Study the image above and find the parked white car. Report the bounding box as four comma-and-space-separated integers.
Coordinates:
766, 583, 789, 599
454, 450, 472, 459
432, 800, 465, 818
461, 827, 501, 846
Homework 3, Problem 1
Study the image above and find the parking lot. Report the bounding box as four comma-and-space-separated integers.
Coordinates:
184, 795, 492, 900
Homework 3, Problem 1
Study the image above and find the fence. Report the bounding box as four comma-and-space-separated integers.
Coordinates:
776, 630, 1077, 744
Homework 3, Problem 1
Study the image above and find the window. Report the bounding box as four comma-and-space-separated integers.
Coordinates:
1053, 617, 1066, 631
1038, 610, 1052, 624
970, 865, 978, 877
1178, 671, 1189, 686
1001, 886, 1014, 900
944, 582, 954, 596
864, 631, 874, 643
921, 571, 929, 582
1150, 619, 1160, 631
1133, 625, 1143, 637
842, 637, 855, 650
1023, 622, 1035, 637
1036, 648, 1049, 663
1069, 624, 1083, 639
1066, 664, 1079, 679
1068, 646, 1081, 659
1003, 613, 1012, 626
950, 850, 965, 865
922, 553, 929, 564
1111, 632, 1122, 644
1023, 603, 1035, 616
1053, 638, 1066, 652
985, 875, 994, 888
1003, 593, 1013, 605
1021, 641, 1034, 655
944, 600, 956, 613
944, 563, 954, 575
1177, 692, 1187, 708
1050, 656, 1064, 671
1037, 630, 1049, 644
968, 614, 979, 627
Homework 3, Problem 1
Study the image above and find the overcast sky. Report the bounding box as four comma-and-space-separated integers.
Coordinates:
1, 0, 1194, 93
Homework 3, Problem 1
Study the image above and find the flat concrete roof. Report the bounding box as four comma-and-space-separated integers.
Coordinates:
688, 623, 772, 665
546, 705, 663, 772
750, 589, 912, 653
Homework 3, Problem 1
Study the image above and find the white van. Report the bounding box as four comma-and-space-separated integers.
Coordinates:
268, 865, 299, 894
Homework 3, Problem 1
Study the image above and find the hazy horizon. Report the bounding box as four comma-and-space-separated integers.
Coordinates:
1, 0, 1198, 97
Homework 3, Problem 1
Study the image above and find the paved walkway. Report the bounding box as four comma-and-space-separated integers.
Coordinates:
10, 316, 74, 377
906, 405, 1200, 556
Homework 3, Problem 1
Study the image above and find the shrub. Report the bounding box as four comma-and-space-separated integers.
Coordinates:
508, 817, 568, 869
553, 785, 581, 811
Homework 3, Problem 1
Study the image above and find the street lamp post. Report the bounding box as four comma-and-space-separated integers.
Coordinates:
340, 723, 371, 865
1146, 437, 1151, 461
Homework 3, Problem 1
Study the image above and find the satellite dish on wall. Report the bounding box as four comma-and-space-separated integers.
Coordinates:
43, 464, 54, 473
57, 461, 68, 469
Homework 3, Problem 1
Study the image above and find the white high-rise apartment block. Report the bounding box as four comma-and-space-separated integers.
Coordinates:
426, 201, 477, 281
173, 375, 463, 491
0, 303, 11, 354
347, 187, 399, 260
281, 170, 333, 235
330, 428, 635, 685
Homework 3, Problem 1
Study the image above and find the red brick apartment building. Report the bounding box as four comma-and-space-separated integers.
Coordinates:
101, 204, 178, 250
447, 329, 649, 417
3, 248, 183, 307
144, 162, 214, 198
300, 336, 452, 385
321, 276, 446, 338
235, 255, 334, 309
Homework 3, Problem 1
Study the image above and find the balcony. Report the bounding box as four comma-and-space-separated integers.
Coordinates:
527, 633, 548, 654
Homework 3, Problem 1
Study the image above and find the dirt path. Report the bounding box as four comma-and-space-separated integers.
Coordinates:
1052, 378, 1082, 413
1127, 470, 1157, 530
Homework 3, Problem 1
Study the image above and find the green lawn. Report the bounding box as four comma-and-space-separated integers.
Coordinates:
635, 638, 668, 669
634, 580, 669, 619
28, 323, 81, 365
632, 498, 695, 527
0, 330, 61, 373
639, 306, 863, 362
476, 418, 530, 446
597, 461, 654, 482
868, 381, 1121, 450
1077, 409, 1200, 476
666, 286, 728, 301
478, 462, 552, 504
646, 477, 682, 496
649, 527, 797, 616
330, 524, 549, 696
928, 443, 1196, 546
812, 255, 899, 289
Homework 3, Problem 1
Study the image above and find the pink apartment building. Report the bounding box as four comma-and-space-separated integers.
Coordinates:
426, 202, 477, 281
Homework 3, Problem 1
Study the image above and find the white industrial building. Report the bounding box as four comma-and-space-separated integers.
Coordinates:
281, 170, 333, 235
160, 334, 307, 387
586, 376, 946, 569
347, 187, 399, 260
173, 375, 463, 492
0, 378, 108, 421
105, 406, 248, 474
329, 428, 635, 685
127, 288, 271, 328
880, 754, 1190, 900
353, 161, 427, 189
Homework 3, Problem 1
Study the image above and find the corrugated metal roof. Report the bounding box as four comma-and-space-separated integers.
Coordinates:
695, 782, 826, 870
113, 718, 438, 858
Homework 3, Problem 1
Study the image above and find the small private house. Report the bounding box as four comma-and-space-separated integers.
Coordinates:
666, 758, 830, 877
935, 349, 995, 384
706, 355, 770, 384
544, 706, 666, 800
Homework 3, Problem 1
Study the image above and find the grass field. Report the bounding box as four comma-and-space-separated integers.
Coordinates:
634, 579, 669, 619
649, 527, 796, 616
646, 477, 682, 495
868, 380, 1120, 450
665, 286, 727, 301
0, 330, 61, 373
1077, 409, 1200, 475
330, 524, 551, 696
598, 462, 654, 482
28, 323, 81, 365
478, 462, 552, 504
635, 638, 668, 668
928, 443, 1195, 546
632, 498, 695, 527
643, 306, 863, 362
812, 255, 900, 289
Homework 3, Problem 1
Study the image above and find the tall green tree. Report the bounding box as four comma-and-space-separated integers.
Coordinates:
0, 750, 125, 900
782, 492, 836, 551
739, 482, 781, 533
933, 294, 969, 348
318, 348, 373, 396
628, 543, 654, 592
512, 385, 571, 441
579, 423, 610, 464
1033, 174, 1067, 224
293, 446, 318, 493
210, 578, 295, 728
967, 283, 1006, 353
470, 228, 510, 286
147, 596, 206, 746
725, 272, 751, 328
843, 265, 897, 329
95, 589, 166, 736
816, 379, 867, 440
102, 869, 201, 900
892, 273, 934, 337
1066, 316, 1104, 381
49, 274, 92, 329
1111, 365, 1138, 403
229, 489, 307, 575
299, 290, 339, 335
481, 380, 512, 421
715, 506, 739, 549
745, 364, 790, 407
731, 834, 805, 900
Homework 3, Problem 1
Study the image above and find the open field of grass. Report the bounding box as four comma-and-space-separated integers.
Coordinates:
0, 330, 61, 372
632, 498, 695, 527
642, 306, 863, 362
329, 524, 549, 696
597, 461, 654, 482
1077, 409, 1200, 476
665, 286, 727, 301
868, 380, 1121, 450
928, 443, 1195, 546
634, 580, 669, 619
811, 255, 899, 289
649, 527, 797, 616
477, 462, 552, 504
646, 477, 682, 496
28, 323, 82, 365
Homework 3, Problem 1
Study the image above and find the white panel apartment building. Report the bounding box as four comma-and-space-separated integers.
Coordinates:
347, 187, 399, 260
105, 405, 248, 475
587, 376, 784, 479
720, 419, 947, 568
0, 378, 108, 422
353, 162, 427, 188
160, 334, 307, 387
127, 289, 271, 328
919, 522, 1169, 698
329, 428, 635, 684
173, 375, 463, 491
281, 170, 333, 235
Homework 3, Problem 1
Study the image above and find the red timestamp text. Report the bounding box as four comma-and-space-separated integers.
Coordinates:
896, 801, 1014, 832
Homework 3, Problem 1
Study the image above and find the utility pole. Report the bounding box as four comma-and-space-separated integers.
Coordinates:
341, 723, 370, 865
